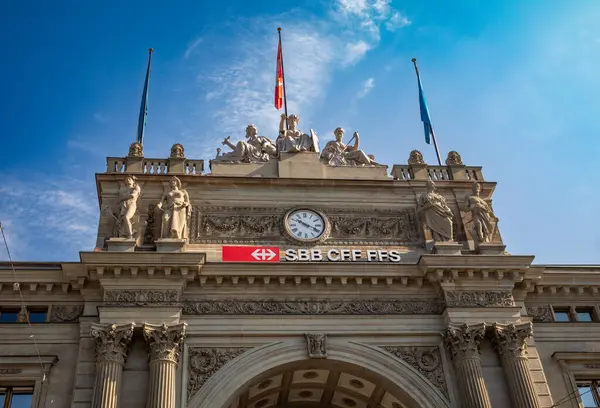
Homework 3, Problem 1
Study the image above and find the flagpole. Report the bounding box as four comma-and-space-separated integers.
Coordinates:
412, 58, 442, 166
277, 27, 289, 130
136, 48, 153, 146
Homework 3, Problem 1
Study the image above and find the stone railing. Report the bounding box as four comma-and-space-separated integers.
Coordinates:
391, 164, 483, 181
106, 157, 204, 176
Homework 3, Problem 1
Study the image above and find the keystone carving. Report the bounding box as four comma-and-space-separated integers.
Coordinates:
444, 291, 515, 307
306, 333, 327, 358
444, 323, 486, 360
490, 322, 533, 359
49, 305, 84, 322
526, 305, 554, 322
382, 346, 448, 398
90, 323, 135, 366
104, 289, 180, 306
143, 323, 187, 364
182, 299, 444, 315
187, 347, 249, 402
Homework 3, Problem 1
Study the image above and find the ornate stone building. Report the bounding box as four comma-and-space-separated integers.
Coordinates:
1, 131, 599, 408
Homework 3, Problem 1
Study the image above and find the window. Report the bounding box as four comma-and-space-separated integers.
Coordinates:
578, 381, 600, 407
0, 308, 47, 323
0, 386, 34, 408
554, 308, 572, 322
576, 309, 595, 322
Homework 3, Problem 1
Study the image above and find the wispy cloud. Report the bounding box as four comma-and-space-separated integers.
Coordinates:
184, 37, 203, 59
334, 0, 410, 40
386, 11, 411, 31
344, 41, 372, 66
357, 77, 375, 98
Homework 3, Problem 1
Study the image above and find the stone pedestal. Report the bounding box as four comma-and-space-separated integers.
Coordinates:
90, 323, 135, 408
445, 323, 492, 408
491, 322, 541, 408
143, 323, 187, 408
434, 242, 463, 255
477, 242, 506, 255
210, 161, 278, 178
155, 239, 186, 253
106, 238, 137, 252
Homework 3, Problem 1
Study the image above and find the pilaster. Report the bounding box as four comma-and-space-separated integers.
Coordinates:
143, 323, 187, 408
90, 323, 135, 408
444, 323, 492, 408
490, 322, 541, 408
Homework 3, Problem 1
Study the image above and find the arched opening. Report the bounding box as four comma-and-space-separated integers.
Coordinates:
185, 340, 450, 408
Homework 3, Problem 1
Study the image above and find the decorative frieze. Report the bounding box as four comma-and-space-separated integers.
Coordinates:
382, 346, 448, 398
182, 299, 444, 315
188, 206, 420, 244
444, 291, 515, 308
306, 333, 327, 359
525, 305, 554, 322
0, 368, 22, 374
104, 289, 180, 306
49, 305, 84, 322
187, 347, 250, 402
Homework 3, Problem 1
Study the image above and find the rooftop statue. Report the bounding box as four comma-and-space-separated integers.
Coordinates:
417, 180, 454, 242
215, 124, 276, 163
320, 127, 381, 167
128, 142, 144, 158
462, 182, 498, 245
115, 175, 141, 238
277, 113, 320, 153
157, 176, 191, 240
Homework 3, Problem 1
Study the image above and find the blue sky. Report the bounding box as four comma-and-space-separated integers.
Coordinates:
1, 0, 599, 264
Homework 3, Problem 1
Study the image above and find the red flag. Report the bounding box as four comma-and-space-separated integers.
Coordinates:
274, 39, 284, 110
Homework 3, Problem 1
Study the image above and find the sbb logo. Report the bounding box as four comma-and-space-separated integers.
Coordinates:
221, 246, 280, 262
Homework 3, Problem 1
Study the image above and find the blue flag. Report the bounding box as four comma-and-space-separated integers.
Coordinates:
417, 72, 433, 145
136, 49, 153, 145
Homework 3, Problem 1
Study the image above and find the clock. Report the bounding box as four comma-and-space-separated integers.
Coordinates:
283, 208, 330, 244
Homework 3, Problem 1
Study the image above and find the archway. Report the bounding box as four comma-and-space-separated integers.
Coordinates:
186, 339, 451, 408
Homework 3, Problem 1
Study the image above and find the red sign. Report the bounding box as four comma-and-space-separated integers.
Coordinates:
222, 246, 280, 262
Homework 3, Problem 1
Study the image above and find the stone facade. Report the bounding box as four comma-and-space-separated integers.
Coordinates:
0, 146, 598, 408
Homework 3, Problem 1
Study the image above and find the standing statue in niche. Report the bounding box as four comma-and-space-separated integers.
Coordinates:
277, 113, 320, 153
417, 180, 454, 241
115, 175, 141, 238
216, 124, 277, 163
320, 127, 380, 166
463, 182, 497, 244
157, 176, 191, 240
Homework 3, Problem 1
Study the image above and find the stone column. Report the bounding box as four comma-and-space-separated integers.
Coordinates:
444, 323, 492, 408
143, 323, 187, 408
90, 323, 135, 408
491, 322, 541, 408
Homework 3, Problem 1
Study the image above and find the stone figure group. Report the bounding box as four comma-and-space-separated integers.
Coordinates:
213, 113, 381, 167
417, 180, 498, 246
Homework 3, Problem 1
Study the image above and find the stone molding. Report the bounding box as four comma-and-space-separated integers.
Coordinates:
181, 299, 445, 315
49, 305, 84, 322
306, 333, 327, 358
490, 322, 533, 359
90, 323, 135, 366
525, 304, 554, 322
104, 289, 180, 306
143, 323, 187, 364
444, 323, 486, 360
444, 291, 515, 307
187, 347, 250, 402
382, 346, 448, 398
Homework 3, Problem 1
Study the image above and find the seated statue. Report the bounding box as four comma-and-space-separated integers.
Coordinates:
215, 124, 276, 163
320, 127, 380, 166
277, 114, 320, 153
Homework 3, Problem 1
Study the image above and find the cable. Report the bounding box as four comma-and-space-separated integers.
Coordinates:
550, 384, 594, 407
0, 222, 47, 382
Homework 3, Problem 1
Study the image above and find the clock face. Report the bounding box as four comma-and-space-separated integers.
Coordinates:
286, 209, 326, 241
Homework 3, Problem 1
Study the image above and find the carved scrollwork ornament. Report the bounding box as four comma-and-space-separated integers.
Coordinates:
444, 323, 486, 360
306, 333, 327, 358
187, 347, 249, 402
491, 322, 533, 359
526, 305, 554, 322
90, 323, 135, 366
143, 323, 187, 364
49, 305, 84, 322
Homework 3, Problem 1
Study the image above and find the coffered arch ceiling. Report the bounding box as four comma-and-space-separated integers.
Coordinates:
227, 360, 410, 408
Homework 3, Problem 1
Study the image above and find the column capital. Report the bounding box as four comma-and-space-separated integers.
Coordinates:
143, 323, 187, 364
490, 322, 533, 359
90, 323, 135, 366
444, 322, 486, 360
